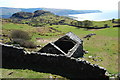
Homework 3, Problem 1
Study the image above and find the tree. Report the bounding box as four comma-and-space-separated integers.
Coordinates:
112, 18, 115, 23
83, 20, 93, 27
58, 20, 65, 24
104, 24, 109, 27
77, 21, 83, 26
70, 21, 76, 26
70, 21, 82, 27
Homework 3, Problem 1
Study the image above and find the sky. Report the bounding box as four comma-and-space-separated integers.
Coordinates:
0, 0, 119, 10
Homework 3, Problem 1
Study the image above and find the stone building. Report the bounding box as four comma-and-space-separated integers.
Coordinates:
38, 32, 85, 58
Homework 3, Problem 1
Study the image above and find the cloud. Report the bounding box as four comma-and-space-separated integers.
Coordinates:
0, 0, 119, 10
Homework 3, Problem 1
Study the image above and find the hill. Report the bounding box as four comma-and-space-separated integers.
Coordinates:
10, 10, 74, 27
1, 18, 118, 78
0, 7, 102, 18
11, 10, 52, 19
10, 10, 118, 28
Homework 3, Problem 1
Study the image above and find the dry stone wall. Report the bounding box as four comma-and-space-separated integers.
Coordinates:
1, 43, 109, 80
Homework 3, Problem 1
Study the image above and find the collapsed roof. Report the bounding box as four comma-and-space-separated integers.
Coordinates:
38, 32, 85, 58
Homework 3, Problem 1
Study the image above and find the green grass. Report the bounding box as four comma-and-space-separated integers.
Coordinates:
50, 25, 118, 37
0, 68, 63, 78
1, 21, 119, 77
92, 20, 117, 27
2, 23, 61, 43
50, 25, 118, 74
2, 23, 35, 30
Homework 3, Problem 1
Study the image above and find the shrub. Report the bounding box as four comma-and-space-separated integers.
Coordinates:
13, 39, 36, 48
10, 30, 36, 48
104, 24, 108, 27
21, 41, 37, 48
10, 30, 30, 40
12, 38, 25, 44
83, 20, 93, 27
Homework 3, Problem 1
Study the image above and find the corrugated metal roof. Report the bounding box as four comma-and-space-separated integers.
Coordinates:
64, 32, 83, 44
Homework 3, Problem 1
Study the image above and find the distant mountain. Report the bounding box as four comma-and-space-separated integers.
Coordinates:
10, 10, 74, 27
0, 7, 102, 18
11, 10, 52, 19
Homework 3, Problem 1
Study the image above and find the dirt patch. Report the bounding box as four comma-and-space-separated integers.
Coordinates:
36, 38, 57, 44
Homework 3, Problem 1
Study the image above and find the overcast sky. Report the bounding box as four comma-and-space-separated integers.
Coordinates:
0, 0, 119, 10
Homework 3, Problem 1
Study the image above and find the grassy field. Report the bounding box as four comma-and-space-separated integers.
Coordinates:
0, 68, 63, 78
50, 25, 118, 74
92, 20, 117, 27
1, 20, 119, 78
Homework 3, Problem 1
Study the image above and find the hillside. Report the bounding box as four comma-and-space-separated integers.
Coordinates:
1, 18, 118, 73
0, 7, 102, 18
10, 10, 74, 27
10, 10, 118, 28
1, 13, 119, 78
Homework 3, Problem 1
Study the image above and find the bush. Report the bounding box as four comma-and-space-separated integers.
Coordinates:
10, 30, 30, 40
10, 30, 36, 48
83, 20, 93, 27
12, 38, 25, 44
13, 39, 36, 48
21, 41, 37, 48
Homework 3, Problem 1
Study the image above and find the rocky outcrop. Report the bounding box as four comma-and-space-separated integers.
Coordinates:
10, 10, 52, 19
11, 12, 34, 19
33, 10, 52, 17
1, 43, 109, 80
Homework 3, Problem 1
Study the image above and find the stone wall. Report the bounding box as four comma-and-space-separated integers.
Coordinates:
1, 43, 109, 80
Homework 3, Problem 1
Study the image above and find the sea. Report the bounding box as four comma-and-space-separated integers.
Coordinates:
69, 10, 118, 21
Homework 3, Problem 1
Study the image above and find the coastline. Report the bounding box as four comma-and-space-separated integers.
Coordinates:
68, 10, 118, 21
